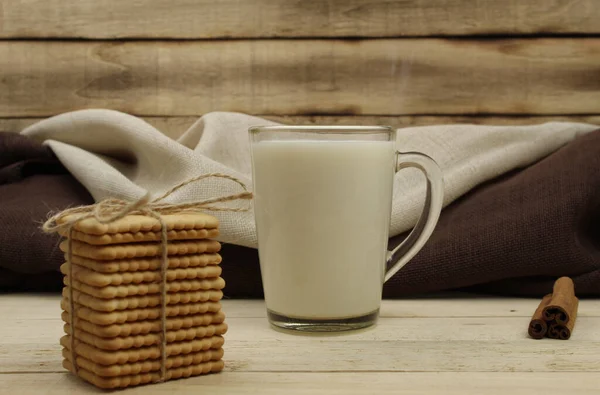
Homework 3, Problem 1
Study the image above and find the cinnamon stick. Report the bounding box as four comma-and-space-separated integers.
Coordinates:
547, 323, 561, 339
543, 277, 578, 325
548, 297, 579, 340
528, 294, 552, 339
527, 277, 579, 340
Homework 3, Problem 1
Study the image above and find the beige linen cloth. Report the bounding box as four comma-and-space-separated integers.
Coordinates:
21, 109, 597, 248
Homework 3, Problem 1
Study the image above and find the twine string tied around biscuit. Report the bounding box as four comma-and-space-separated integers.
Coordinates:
43, 173, 253, 382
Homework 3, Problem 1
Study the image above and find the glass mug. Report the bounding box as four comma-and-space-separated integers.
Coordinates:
249, 126, 444, 332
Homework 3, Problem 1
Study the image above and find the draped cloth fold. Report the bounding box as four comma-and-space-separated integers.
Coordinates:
21, 109, 598, 248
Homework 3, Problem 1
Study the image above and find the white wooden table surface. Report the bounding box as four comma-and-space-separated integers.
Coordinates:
1, 293, 599, 394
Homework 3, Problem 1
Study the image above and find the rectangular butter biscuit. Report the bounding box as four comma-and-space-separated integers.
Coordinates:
61, 300, 223, 325
60, 334, 225, 365
60, 228, 220, 245
66, 253, 222, 273
62, 287, 224, 312
59, 213, 219, 236
62, 347, 224, 377
60, 239, 221, 260
61, 310, 226, 338
64, 322, 228, 350
64, 276, 225, 299
60, 263, 222, 287
63, 358, 224, 389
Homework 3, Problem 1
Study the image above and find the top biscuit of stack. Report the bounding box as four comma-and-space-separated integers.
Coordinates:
58, 213, 220, 245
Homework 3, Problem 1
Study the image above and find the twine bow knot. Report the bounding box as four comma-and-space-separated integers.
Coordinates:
43, 173, 253, 383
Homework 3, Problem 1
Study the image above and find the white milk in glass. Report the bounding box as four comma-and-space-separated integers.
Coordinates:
251, 140, 395, 319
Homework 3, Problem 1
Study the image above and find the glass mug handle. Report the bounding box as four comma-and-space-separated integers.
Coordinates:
384, 151, 445, 282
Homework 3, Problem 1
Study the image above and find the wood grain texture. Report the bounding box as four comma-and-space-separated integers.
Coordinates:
1, 0, 599, 39
7, 315, 600, 346
4, 327, 600, 373
3, 372, 600, 394
1, 39, 599, 117
3, 116, 599, 140
2, 295, 600, 393
2, 296, 600, 374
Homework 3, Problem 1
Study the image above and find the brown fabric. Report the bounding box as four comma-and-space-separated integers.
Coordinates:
219, 129, 600, 298
0, 132, 65, 183
0, 132, 94, 290
385, 129, 600, 297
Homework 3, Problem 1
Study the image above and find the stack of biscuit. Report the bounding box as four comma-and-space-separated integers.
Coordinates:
58, 213, 227, 389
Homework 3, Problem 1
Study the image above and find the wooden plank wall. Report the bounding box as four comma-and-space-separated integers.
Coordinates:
1, 0, 599, 138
